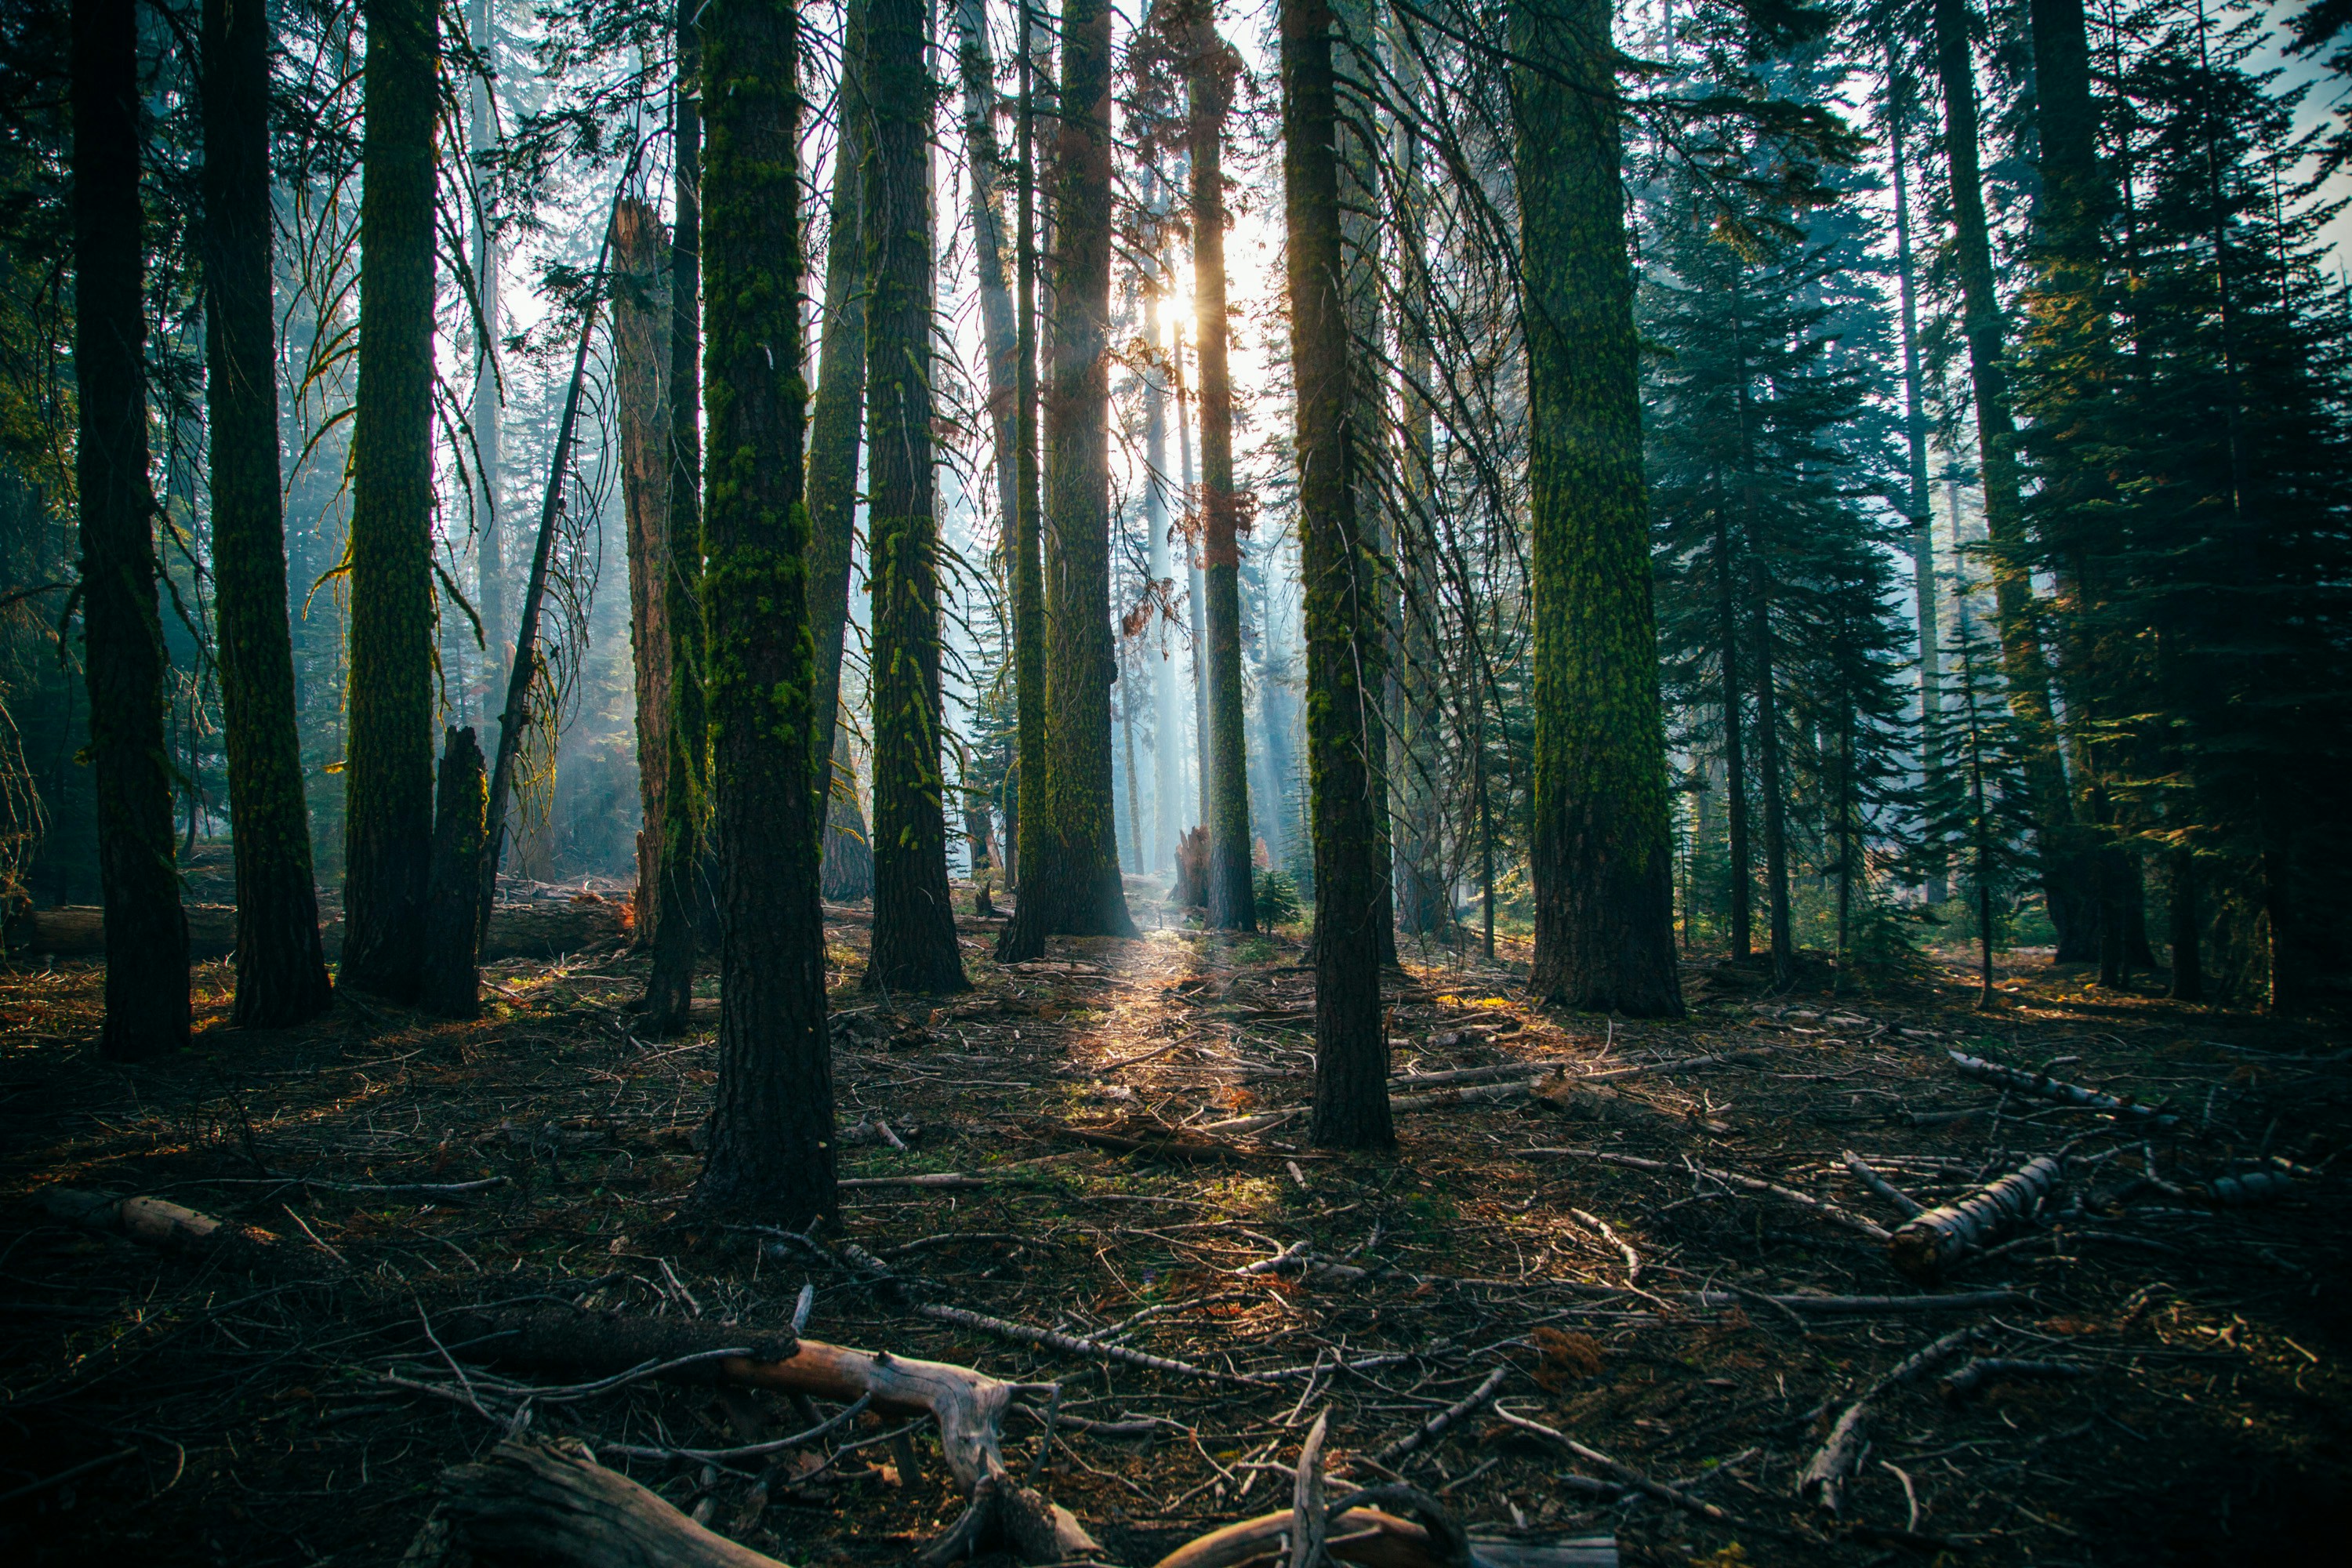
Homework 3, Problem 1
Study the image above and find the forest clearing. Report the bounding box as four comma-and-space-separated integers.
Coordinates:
2, 890, 2343, 1566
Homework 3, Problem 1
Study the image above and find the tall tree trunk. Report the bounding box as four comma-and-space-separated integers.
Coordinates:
1514, 0, 1681, 1017
1930, 0, 2085, 960
1332, 0, 1393, 964
996, 0, 1138, 958
203, 0, 331, 1027
807, 0, 872, 798
470, 0, 504, 708
953, 0, 1019, 536
2166, 845, 2202, 1002
1711, 506, 1750, 961
1144, 268, 1181, 872
1388, 9, 1443, 939
1886, 47, 1945, 904
1751, 563, 1794, 987
74, 0, 188, 1058
864, 0, 967, 993
1185, 6, 1256, 934
614, 198, 673, 946
1283, 0, 1389, 1148
693, 0, 834, 1223
1009, 2, 1047, 895
340, 0, 441, 1002
642, 0, 706, 1035
1176, 321, 1210, 828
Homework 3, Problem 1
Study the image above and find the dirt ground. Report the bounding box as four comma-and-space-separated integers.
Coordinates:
2, 886, 2345, 1566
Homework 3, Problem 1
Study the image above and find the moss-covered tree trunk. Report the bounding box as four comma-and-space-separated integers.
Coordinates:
1009, 5, 1046, 894
341, 0, 439, 1002
74, 0, 188, 1058
996, 0, 1137, 960
1930, 0, 2085, 961
641, 0, 706, 1036
1282, 0, 1389, 1149
1184, 5, 1255, 934
693, 0, 835, 1225
202, 0, 331, 1028
1513, 0, 1680, 1017
863, 0, 967, 993
807, 0, 871, 787
613, 198, 673, 943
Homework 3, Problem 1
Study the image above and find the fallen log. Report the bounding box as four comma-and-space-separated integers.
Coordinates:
1947, 1051, 2178, 1128
35, 1188, 311, 1276
1680, 1289, 2026, 1315
1887, 1155, 2064, 1283
1940, 1357, 2089, 1402
446, 1308, 1040, 1493
434, 1439, 782, 1568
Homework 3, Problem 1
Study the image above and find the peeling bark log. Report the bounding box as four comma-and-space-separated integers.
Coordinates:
1798, 1327, 1978, 1512
1887, 1155, 2064, 1281
1149, 1507, 1616, 1568
1947, 1051, 2177, 1127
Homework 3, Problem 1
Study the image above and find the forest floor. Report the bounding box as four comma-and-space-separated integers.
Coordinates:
1, 884, 2346, 1567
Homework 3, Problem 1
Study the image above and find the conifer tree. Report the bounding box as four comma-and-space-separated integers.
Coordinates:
864, 0, 967, 993
1283, 0, 1390, 1145
1925, 580, 2034, 1006
341, 0, 440, 1001
694, 0, 834, 1221
1516, 0, 1681, 1016
74, 0, 188, 1058
204, 0, 331, 1025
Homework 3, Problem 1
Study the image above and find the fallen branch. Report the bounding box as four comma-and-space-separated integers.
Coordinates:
1940, 1358, 2090, 1402
1798, 1327, 1980, 1512
448, 1308, 1037, 1492
1842, 1152, 1925, 1218
436, 1439, 783, 1568
1490, 1403, 1795, 1542
1948, 1051, 2178, 1128
1888, 1155, 2064, 1282
1681, 1289, 2026, 1315
913, 1302, 1258, 1386
1525, 1149, 1892, 1241
1374, 1364, 1510, 1465
1149, 1503, 1617, 1568
838, 1172, 991, 1190
37, 1189, 306, 1273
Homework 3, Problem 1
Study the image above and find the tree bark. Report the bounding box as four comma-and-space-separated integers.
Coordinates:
1283, 0, 1390, 1149
613, 198, 673, 945
419, 727, 486, 1018
74, 0, 188, 1058
642, 0, 707, 1036
1930, 0, 2085, 961
996, 0, 1138, 959
864, 0, 967, 993
203, 0, 331, 1028
953, 0, 1020, 536
469, 0, 504, 708
341, 0, 441, 1002
1185, 6, 1256, 935
1514, 0, 1681, 1017
807, 0, 873, 791
1711, 506, 1749, 962
694, 0, 835, 1225
1009, 4, 1047, 895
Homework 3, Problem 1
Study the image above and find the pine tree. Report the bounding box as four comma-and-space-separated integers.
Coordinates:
74, 0, 188, 1057
340, 0, 440, 1001
641, 0, 706, 1036
863, 0, 967, 993
1924, 578, 2034, 1005
807, 0, 871, 786
1283, 0, 1391, 1147
693, 0, 834, 1221
997, 0, 1139, 958
203, 0, 331, 1026
1516, 0, 1681, 1016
